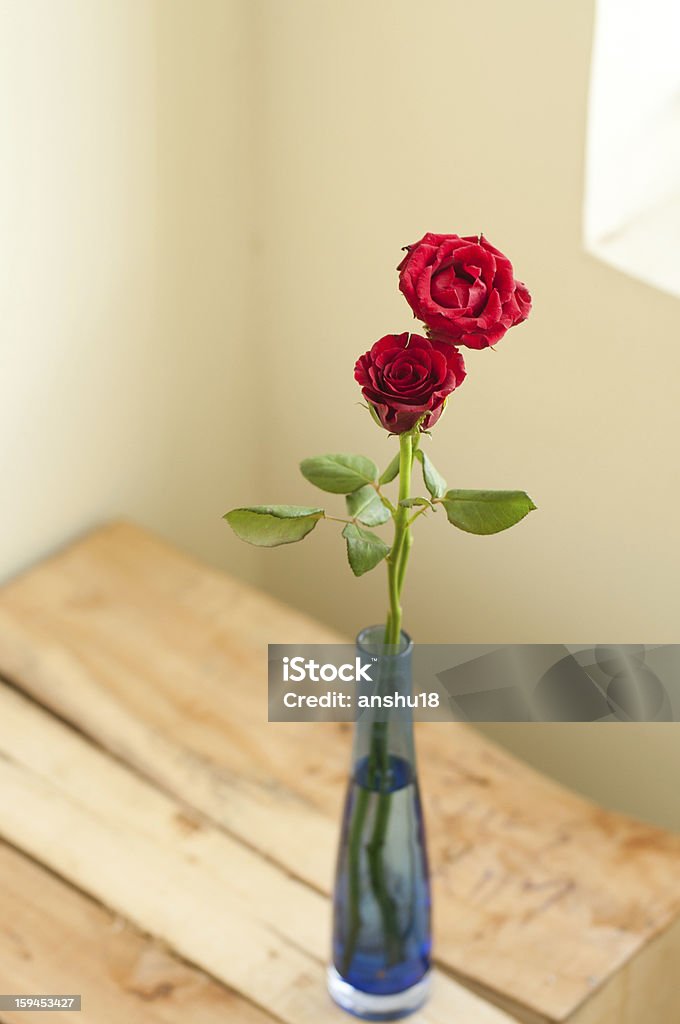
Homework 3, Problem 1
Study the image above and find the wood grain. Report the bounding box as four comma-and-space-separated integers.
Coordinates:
0, 521, 678, 1022
0, 841, 273, 1024
0, 682, 516, 1024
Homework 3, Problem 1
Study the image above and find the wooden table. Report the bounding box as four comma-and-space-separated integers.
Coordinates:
0, 522, 678, 1024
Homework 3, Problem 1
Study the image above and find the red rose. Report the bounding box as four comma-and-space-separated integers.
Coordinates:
354, 332, 466, 433
398, 232, 531, 350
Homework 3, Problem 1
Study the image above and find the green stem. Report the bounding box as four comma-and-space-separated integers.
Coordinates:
366, 795, 403, 964
385, 431, 414, 645
341, 429, 418, 975
396, 529, 413, 596
367, 431, 416, 964
368, 431, 413, 787
341, 784, 369, 975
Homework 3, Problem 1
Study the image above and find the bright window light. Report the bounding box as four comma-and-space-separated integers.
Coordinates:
584, 0, 680, 297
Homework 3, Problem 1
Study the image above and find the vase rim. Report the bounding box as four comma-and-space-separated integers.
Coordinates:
355, 624, 413, 659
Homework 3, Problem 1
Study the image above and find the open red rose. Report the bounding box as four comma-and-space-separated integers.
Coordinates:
354, 332, 465, 433
398, 232, 531, 350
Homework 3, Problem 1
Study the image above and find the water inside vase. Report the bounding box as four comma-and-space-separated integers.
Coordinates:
332, 754, 431, 996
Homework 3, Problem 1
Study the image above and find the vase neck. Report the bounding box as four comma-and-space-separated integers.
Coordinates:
352, 626, 416, 781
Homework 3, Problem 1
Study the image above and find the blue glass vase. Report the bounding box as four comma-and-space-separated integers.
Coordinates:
328, 626, 432, 1021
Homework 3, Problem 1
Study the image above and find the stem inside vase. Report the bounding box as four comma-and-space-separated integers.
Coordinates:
332, 428, 430, 1006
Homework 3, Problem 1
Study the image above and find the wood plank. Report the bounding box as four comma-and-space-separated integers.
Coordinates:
565, 916, 680, 1024
0, 841, 273, 1024
0, 522, 679, 1022
0, 682, 517, 1024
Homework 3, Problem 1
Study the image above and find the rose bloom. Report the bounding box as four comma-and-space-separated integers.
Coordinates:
398, 232, 531, 350
354, 332, 466, 433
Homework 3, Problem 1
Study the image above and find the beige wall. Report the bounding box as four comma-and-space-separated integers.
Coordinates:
249, 0, 680, 831
0, 0, 257, 583
1, 1, 678, 830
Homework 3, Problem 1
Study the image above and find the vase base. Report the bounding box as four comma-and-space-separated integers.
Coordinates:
327, 965, 431, 1021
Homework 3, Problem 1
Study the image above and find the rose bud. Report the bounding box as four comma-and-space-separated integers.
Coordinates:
398, 232, 531, 350
354, 332, 466, 434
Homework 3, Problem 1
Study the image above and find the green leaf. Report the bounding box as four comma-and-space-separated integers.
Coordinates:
379, 452, 401, 484
440, 490, 536, 535
300, 454, 378, 494
342, 523, 390, 576
399, 497, 433, 509
415, 449, 447, 498
224, 505, 324, 546
346, 485, 391, 526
